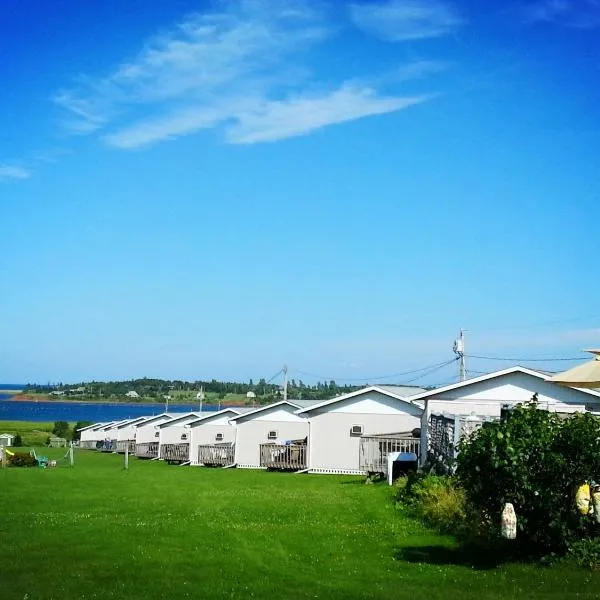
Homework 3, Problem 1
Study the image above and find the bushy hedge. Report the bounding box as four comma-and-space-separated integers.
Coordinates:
8, 452, 38, 467
456, 402, 600, 557
396, 473, 467, 534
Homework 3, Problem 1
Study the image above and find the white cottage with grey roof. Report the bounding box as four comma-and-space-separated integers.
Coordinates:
297, 386, 426, 475
134, 413, 174, 458
157, 412, 202, 462
230, 401, 310, 469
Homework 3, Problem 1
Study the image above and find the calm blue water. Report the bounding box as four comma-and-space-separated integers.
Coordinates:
0, 394, 221, 422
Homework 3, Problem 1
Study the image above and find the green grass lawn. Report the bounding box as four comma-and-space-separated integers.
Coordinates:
0, 450, 598, 600
0, 421, 61, 446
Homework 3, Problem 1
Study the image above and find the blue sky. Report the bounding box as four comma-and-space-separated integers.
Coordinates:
1, 0, 599, 386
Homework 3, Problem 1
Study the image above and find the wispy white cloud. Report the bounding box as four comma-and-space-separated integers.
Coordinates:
523, 0, 600, 28
54, 0, 444, 149
349, 0, 463, 42
0, 164, 32, 182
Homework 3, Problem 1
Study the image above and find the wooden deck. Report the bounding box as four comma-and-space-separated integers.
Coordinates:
161, 443, 189, 463
259, 443, 307, 471
135, 442, 159, 459
116, 440, 136, 454
197, 444, 235, 467
359, 434, 420, 474
98, 439, 117, 452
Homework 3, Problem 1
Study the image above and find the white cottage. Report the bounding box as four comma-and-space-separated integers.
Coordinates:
230, 401, 310, 469
187, 408, 247, 466
410, 366, 600, 418
134, 413, 174, 458
78, 423, 105, 449
296, 386, 426, 475
97, 420, 131, 451
157, 412, 202, 463
115, 417, 148, 453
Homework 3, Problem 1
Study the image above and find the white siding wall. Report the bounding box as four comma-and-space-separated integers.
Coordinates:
234, 407, 309, 469
306, 392, 422, 474
189, 413, 238, 465
116, 421, 146, 441
135, 417, 171, 444
422, 372, 600, 417
80, 428, 102, 443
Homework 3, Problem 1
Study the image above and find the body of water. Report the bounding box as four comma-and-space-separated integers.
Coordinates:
0, 394, 221, 422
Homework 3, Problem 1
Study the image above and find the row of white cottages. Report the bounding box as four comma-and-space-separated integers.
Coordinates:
78, 366, 600, 475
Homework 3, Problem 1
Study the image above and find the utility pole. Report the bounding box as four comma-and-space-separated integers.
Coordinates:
453, 329, 467, 382
198, 386, 205, 413
282, 365, 288, 402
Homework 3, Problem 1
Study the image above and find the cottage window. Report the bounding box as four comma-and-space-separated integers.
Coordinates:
154, 432, 159, 438
215, 433, 224, 441
267, 430, 278, 440
350, 424, 364, 436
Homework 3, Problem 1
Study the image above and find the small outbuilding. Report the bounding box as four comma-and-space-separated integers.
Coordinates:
0, 433, 15, 447
49, 436, 68, 448
125, 391, 140, 399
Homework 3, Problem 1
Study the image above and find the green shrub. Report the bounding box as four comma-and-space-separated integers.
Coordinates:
396, 473, 467, 534
456, 402, 600, 557
9, 452, 38, 467
566, 537, 600, 569
13, 433, 23, 447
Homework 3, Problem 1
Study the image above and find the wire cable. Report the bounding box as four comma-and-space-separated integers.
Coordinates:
291, 358, 460, 383
403, 358, 459, 383
466, 354, 584, 362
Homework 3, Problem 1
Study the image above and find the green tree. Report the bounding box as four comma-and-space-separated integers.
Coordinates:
13, 433, 23, 447
52, 421, 70, 439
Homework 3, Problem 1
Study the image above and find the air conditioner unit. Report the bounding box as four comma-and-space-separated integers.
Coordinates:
215, 433, 224, 441
154, 432, 159, 438
267, 430, 278, 440
180, 433, 188, 440
350, 425, 364, 436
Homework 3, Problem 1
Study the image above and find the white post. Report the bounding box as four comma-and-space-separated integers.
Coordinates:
420, 399, 429, 468
452, 415, 462, 465
282, 365, 288, 402
125, 442, 129, 470
69, 442, 74, 467
199, 386, 204, 413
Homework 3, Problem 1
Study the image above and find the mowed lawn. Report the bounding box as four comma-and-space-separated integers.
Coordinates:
1, 450, 598, 600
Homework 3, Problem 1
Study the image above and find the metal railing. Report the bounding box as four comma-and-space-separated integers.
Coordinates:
135, 442, 159, 459
96, 439, 116, 452
259, 443, 307, 470
359, 436, 420, 474
197, 444, 235, 467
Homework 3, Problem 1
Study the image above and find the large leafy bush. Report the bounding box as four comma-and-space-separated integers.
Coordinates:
8, 452, 38, 467
456, 402, 600, 556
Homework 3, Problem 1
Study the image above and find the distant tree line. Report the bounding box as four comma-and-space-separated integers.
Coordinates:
24, 378, 363, 401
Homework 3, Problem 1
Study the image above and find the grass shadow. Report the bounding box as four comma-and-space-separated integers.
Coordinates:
394, 544, 508, 571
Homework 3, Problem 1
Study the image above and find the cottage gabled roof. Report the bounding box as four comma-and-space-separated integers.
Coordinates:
157, 412, 202, 428
406, 366, 600, 402
133, 413, 173, 427
116, 416, 148, 429
77, 422, 105, 432
295, 385, 423, 415
229, 400, 302, 423
187, 408, 252, 428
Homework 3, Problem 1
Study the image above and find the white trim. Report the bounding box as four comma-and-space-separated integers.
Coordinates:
134, 413, 172, 427
77, 422, 105, 432
295, 386, 420, 415
116, 416, 148, 429
157, 413, 201, 429
187, 408, 241, 428
407, 366, 600, 401
309, 468, 366, 475
229, 401, 301, 423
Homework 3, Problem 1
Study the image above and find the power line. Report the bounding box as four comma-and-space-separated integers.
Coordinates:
466, 354, 584, 362
290, 358, 459, 383
403, 358, 459, 383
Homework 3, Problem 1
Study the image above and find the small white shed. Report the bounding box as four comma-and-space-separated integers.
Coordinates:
230, 401, 310, 469
0, 433, 15, 447
297, 386, 426, 475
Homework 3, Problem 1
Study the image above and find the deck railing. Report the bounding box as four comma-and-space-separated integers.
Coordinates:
135, 442, 159, 459
161, 443, 190, 463
197, 444, 235, 467
259, 443, 307, 470
79, 441, 97, 450
96, 439, 117, 452
359, 436, 420, 474
116, 440, 136, 454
